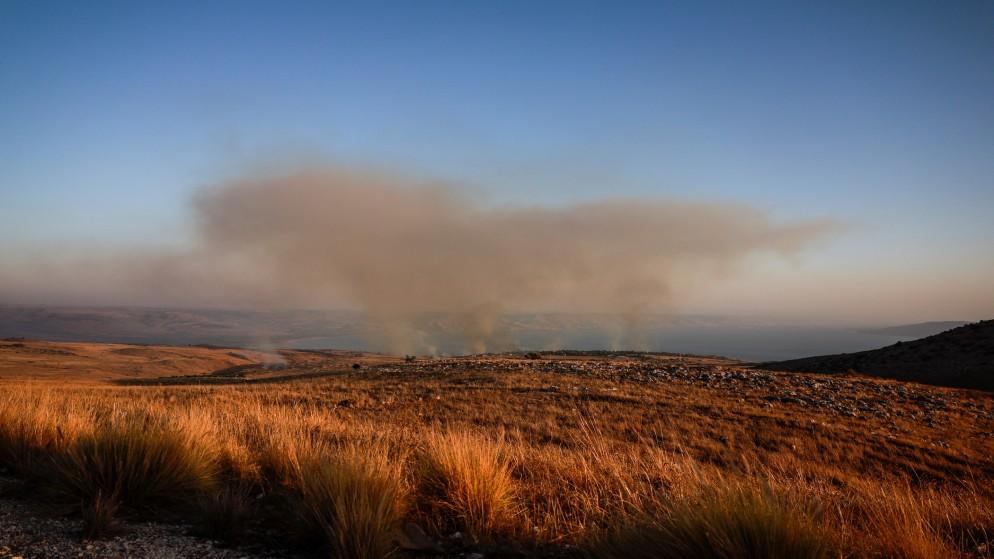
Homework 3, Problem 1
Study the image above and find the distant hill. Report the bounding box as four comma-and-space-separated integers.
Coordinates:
857, 321, 968, 338
0, 305, 364, 348
763, 320, 994, 391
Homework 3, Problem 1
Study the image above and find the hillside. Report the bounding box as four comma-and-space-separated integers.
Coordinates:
0, 305, 363, 347
0, 339, 281, 381
857, 320, 969, 338
1, 340, 992, 557
763, 319, 994, 390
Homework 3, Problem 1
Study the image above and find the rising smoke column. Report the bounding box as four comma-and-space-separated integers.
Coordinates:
0, 167, 837, 353
180, 168, 835, 353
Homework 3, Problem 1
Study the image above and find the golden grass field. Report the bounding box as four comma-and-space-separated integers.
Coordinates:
1, 339, 992, 558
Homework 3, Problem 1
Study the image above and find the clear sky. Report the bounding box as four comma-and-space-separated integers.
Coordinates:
1, 1, 992, 323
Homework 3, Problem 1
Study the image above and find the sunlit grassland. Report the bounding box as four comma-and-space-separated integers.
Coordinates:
0, 366, 991, 558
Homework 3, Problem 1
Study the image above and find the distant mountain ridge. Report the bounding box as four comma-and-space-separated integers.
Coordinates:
0, 305, 365, 347
764, 320, 994, 391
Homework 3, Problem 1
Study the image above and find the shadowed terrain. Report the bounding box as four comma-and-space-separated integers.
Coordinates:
764, 320, 994, 391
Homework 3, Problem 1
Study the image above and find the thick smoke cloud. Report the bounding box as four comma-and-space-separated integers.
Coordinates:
1, 168, 837, 353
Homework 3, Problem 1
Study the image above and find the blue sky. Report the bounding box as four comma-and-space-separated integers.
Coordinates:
1, 1, 992, 321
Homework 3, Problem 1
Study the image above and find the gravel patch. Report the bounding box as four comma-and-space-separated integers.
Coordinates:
0, 495, 272, 559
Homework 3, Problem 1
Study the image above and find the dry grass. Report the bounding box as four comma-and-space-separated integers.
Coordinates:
80, 490, 121, 539
840, 481, 994, 559
195, 483, 253, 541
46, 412, 221, 509
415, 430, 518, 542
597, 483, 836, 559
0, 345, 992, 557
0, 391, 93, 478
291, 445, 405, 559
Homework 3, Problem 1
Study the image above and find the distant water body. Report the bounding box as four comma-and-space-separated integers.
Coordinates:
0, 306, 963, 363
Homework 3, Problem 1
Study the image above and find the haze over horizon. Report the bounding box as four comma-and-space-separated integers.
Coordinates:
2, 1, 993, 334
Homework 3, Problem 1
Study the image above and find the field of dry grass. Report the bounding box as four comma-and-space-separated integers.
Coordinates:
0, 338, 279, 381
1, 339, 992, 558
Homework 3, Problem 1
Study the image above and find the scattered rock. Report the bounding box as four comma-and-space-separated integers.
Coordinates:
0, 493, 272, 559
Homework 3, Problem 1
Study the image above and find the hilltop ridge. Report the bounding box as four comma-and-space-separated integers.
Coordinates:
763, 320, 994, 390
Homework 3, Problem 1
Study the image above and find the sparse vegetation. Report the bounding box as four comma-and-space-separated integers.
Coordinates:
0, 343, 992, 557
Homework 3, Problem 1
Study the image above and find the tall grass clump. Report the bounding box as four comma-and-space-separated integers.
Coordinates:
46, 413, 221, 512
415, 430, 519, 543
81, 490, 121, 539
195, 483, 254, 541
0, 392, 92, 478
841, 481, 970, 559
597, 483, 836, 559
291, 444, 405, 559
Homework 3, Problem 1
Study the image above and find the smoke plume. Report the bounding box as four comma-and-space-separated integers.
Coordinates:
1, 168, 837, 353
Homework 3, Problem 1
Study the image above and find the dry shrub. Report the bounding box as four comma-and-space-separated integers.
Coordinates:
598, 483, 836, 559
415, 430, 518, 542
291, 444, 405, 559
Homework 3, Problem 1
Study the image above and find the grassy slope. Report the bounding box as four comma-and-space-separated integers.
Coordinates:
763, 320, 994, 390
1, 341, 992, 557
0, 339, 279, 381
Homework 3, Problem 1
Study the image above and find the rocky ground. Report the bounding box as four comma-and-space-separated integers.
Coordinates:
378, 355, 994, 424
0, 496, 267, 559
0, 495, 495, 559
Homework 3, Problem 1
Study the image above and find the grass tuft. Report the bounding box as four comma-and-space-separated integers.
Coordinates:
81, 490, 121, 539
598, 483, 836, 559
47, 415, 220, 510
0, 393, 90, 478
292, 445, 405, 559
195, 483, 254, 541
844, 481, 964, 559
415, 431, 519, 543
